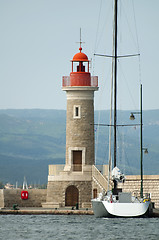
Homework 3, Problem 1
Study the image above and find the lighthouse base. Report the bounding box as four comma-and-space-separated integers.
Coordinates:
43, 164, 93, 209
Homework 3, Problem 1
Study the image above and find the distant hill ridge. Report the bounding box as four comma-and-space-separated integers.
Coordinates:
0, 109, 158, 185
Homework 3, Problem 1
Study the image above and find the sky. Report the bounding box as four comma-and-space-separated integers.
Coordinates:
0, 0, 159, 111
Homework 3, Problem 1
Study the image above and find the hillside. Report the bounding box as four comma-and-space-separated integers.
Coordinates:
0, 109, 66, 185
0, 109, 158, 185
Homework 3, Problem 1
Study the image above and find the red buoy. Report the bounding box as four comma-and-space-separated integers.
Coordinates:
21, 190, 28, 200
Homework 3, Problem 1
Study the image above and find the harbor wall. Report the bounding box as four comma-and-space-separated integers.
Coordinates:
118, 175, 159, 208
0, 175, 159, 209
0, 189, 47, 208
0, 190, 4, 208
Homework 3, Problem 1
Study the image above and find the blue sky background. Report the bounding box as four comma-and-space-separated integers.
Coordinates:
0, 0, 159, 110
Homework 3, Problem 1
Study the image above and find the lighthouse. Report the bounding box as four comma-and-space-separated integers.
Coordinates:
43, 46, 98, 209
63, 46, 98, 171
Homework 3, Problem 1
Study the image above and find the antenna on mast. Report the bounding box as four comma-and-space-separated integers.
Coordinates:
76, 28, 85, 51
80, 28, 82, 49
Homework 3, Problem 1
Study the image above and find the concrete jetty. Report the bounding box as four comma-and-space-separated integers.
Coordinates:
0, 207, 93, 215
0, 207, 159, 217
152, 208, 159, 218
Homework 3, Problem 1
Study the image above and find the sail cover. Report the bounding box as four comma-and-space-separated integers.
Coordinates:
112, 166, 125, 183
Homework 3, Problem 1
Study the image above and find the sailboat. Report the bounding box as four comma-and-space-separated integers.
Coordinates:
91, 0, 151, 217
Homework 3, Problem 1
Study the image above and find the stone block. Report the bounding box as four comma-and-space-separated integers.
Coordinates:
42, 202, 61, 208
82, 202, 92, 208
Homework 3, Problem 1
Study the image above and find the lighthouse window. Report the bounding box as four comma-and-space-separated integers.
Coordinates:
73, 105, 81, 119
75, 107, 78, 116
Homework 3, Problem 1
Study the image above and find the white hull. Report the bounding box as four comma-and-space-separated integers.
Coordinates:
91, 199, 150, 218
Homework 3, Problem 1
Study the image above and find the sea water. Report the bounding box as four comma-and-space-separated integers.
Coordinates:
0, 215, 159, 240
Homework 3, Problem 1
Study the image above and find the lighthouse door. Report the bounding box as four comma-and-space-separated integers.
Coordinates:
73, 150, 82, 171
65, 185, 79, 206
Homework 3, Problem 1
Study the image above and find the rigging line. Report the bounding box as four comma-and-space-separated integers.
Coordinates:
118, 61, 138, 110
120, 0, 138, 50
138, 55, 142, 85
94, 0, 103, 52
116, 127, 121, 169
122, 140, 133, 175
95, 60, 109, 163
132, 0, 140, 53
93, 1, 112, 76
95, 58, 112, 110
116, 127, 126, 173
119, 0, 122, 55
94, 45, 113, 164
93, 0, 103, 76
95, 110, 101, 165
94, 61, 113, 165
132, 0, 142, 86
108, 10, 115, 190
95, 1, 112, 53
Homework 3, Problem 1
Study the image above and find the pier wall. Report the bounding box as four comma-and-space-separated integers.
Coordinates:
0, 190, 4, 208
118, 175, 159, 208
0, 189, 47, 208
0, 175, 159, 209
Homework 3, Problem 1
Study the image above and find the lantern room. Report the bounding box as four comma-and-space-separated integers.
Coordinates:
71, 47, 89, 73
62, 47, 98, 88
70, 47, 91, 86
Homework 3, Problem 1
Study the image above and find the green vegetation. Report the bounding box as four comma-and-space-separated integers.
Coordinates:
0, 109, 158, 185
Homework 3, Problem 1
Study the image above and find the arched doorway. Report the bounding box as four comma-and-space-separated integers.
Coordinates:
93, 188, 97, 199
65, 185, 79, 206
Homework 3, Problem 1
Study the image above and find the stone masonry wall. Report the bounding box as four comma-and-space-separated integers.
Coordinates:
2, 189, 47, 208
92, 179, 104, 198
0, 189, 4, 208
66, 98, 95, 165
118, 175, 159, 208
46, 180, 92, 208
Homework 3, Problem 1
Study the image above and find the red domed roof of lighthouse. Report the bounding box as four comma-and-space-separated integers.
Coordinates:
72, 47, 89, 62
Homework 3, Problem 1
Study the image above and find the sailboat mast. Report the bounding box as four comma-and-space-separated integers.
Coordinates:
140, 84, 143, 198
114, 0, 118, 169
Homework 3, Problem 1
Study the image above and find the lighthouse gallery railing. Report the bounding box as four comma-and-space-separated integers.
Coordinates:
62, 76, 98, 87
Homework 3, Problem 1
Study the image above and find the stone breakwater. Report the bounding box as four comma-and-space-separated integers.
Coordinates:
0, 208, 159, 217
0, 208, 93, 215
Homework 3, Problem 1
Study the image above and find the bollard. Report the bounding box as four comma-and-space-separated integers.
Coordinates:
76, 203, 79, 210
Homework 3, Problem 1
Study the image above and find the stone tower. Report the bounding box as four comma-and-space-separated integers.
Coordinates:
63, 46, 98, 172
43, 47, 98, 209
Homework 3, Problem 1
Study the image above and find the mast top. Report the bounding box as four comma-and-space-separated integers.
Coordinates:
73, 28, 88, 62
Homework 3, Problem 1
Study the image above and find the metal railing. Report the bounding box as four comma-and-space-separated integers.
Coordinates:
62, 76, 98, 87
